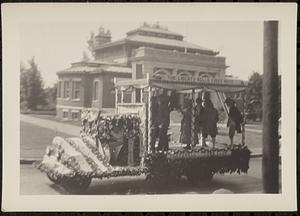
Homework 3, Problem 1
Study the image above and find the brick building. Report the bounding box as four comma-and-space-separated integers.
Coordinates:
56, 23, 228, 120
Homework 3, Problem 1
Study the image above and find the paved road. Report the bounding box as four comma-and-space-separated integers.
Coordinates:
21, 158, 265, 195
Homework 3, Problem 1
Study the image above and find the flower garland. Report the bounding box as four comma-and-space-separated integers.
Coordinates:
144, 144, 251, 177
65, 138, 110, 176
80, 110, 141, 144
51, 137, 94, 176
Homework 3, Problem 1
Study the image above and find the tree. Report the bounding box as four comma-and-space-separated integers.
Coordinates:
20, 57, 46, 110
20, 62, 28, 109
245, 72, 281, 120
44, 83, 57, 111
245, 72, 263, 120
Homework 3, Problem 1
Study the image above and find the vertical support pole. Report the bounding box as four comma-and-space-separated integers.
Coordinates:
241, 91, 246, 146
121, 90, 124, 104
191, 89, 195, 147
263, 21, 279, 193
115, 88, 118, 114
147, 86, 152, 153
140, 88, 143, 103
132, 88, 136, 103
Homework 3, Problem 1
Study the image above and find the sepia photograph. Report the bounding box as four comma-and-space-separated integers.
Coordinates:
2, 3, 297, 212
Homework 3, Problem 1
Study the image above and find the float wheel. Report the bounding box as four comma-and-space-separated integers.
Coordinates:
186, 168, 214, 186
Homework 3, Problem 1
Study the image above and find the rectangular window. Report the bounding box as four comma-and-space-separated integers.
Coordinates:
71, 111, 79, 120
136, 64, 143, 79
72, 81, 81, 99
142, 91, 148, 103
117, 91, 121, 103
123, 92, 132, 103
58, 81, 62, 98
63, 111, 68, 119
93, 81, 99, 101
135, 89, 141, 103
63, 81, 70, 98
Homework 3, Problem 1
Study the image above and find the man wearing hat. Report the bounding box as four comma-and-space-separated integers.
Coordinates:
225, 97, 244, 147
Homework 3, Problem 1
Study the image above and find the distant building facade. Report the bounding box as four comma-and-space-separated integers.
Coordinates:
56, 23, 228, 120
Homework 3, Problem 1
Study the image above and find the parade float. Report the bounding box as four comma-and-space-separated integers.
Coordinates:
35, 75, 251, 193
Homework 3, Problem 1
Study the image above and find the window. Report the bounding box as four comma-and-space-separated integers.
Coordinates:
136, 64, 143, 79
57, 81, 62, 98
63, 111, 68, 119
71, 111, 79, 120
93, 81, 99, 101
123, 92, 132, 103
135, 89, 141, 103
63, 81, 70, 98
72, 81, 81, 99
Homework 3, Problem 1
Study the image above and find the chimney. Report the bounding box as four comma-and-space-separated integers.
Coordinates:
94, 26, 111, 47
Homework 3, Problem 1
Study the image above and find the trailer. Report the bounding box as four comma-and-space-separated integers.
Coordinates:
35, 75, 251, 193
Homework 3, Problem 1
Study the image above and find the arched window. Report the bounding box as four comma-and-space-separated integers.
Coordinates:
199, 73, 213, 79
153, 69, 170, 80
177, 71, 192, 78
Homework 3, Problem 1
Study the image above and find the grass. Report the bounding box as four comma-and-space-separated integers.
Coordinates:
20, 121, 73, 159
31, 114, 82, 127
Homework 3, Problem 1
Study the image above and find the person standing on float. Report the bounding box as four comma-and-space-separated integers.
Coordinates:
156, 89, 170, 151
194, 97, 205, 145
201, 92, 219, 148
225, 97, 243, 147
179, 99, 193, 150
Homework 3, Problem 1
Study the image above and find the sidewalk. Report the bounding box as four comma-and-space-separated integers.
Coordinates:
20, 114, 262, 163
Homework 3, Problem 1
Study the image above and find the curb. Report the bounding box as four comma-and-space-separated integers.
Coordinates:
250, 154, 262, 158
20, 153, 263, 165
20, 158, 40, 165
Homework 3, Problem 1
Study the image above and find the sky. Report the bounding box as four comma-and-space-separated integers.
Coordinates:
20, 21, 263, 87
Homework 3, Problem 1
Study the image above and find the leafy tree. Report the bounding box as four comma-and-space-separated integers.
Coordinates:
245, 72, 263, 120
245, 72, 281, 120
44, 83, 57, 110
20, 62, 28, 110
20, 57, 46, 110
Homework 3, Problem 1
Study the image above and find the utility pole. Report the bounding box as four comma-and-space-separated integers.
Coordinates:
262, 21, 279, 193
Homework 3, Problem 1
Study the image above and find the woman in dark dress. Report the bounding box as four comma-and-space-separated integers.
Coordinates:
202, 99, 219, 148
180, 99, 193, 149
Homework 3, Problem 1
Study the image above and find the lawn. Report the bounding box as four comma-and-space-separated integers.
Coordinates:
20, 121, 73, 159
31, 114, 82, 127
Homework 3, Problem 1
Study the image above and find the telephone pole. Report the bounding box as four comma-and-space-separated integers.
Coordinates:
262, 21, 279, 193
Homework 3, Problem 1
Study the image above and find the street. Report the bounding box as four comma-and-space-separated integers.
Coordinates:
20, 158, 264, 195
20, 114, 269, 195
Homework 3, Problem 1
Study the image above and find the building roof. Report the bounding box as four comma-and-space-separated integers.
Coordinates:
57, 62, 131, 75
126, 26, 183, 39
99, 65, 131, 73
93, 25, 217, 55
126, 34, 214, 53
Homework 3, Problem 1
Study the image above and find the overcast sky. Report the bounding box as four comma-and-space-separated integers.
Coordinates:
20, 21, 263, 87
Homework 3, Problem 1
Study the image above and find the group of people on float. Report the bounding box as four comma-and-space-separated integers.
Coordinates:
150, 89, 243, 151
